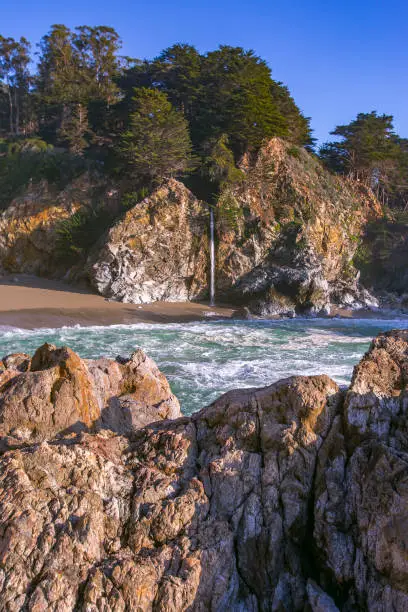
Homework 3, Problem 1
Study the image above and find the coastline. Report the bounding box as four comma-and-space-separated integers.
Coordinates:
0, 274, 236, 329
0, 274, 406, 330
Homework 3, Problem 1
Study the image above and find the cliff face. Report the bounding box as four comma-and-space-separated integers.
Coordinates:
216, 139, 382, 314
90, 179, 209, 303
0, 173, 119, 279
0, 330, 407, 610
0, 139, 385, 313
90, 139, 382, 313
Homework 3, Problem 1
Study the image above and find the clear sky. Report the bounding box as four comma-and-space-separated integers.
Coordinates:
2, 0, 407, 144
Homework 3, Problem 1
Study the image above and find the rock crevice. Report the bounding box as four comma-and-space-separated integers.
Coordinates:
0, 330, 407, 610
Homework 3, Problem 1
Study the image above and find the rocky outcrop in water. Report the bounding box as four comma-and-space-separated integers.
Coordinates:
0, 343, 180, 450
90, 139, 382, 314
0, 329, 407, 610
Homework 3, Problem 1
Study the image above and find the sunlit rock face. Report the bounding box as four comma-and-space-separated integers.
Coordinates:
0, 138, 382, 313
90, 139, 381, 314
0, 342, 180, 450
0, 173, 118, 279
0, 330, 407, 610
89, 178, 209, 304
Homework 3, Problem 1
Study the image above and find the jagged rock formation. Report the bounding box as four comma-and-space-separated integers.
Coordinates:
0, 330, 407, 610
0, 343, 180, 450
90, 139, 382, 314
0, 139, 386, 313
90, 179, 209, 303
219, 140, 382, 314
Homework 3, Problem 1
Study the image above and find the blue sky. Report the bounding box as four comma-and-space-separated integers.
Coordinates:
2, 0, 407, 144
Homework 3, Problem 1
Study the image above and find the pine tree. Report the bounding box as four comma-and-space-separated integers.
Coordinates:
0, 35, 31, 136
118, 88, 193, 184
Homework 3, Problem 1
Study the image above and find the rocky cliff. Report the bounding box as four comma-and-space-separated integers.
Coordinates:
0, 139, 385, 314
0, 173, 119, 279
90, 139, 382, 314
0, 329, 407, 610
90, 179, 209, 303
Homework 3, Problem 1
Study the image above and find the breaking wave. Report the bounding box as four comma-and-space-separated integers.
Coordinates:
0, 318, 406, 414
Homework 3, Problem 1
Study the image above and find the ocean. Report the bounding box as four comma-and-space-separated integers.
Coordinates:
0, 318, 406, 415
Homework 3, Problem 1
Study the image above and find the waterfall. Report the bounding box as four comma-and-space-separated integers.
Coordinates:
209, 205, 215, 306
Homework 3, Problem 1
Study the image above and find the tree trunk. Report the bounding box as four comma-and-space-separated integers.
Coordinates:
7, 85, 14, 136
14, 87, 20, 135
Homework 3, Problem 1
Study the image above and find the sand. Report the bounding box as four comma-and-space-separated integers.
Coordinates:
0, 275, 236, 329
0, 274, 405, 330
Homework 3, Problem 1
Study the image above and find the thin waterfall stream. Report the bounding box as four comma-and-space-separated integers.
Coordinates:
209, 205, 215, 306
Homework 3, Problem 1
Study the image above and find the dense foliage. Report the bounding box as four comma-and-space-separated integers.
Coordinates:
320, 112, 408, 209
0, 26, 314, 201
118, 88, 193, 184
1, 25, 407, 218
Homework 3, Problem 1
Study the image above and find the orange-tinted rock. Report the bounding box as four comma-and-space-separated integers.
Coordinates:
0, 343, 180, 448
90, 139, 382, 314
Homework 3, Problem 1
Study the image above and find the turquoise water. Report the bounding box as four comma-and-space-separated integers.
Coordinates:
0, 318, 406, 415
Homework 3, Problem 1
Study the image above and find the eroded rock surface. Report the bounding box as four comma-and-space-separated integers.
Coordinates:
314, 330, 408, 611
0, 174, 119, 279
0, 330, 407, 610
89, 139, 382, 314
89, 179, 209, 303
0, 343, 180, 449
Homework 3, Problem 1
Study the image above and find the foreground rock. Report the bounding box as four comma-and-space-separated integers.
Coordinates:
314, 329, 408, 610
0, 343, 180, 449
0, 330, 407, 610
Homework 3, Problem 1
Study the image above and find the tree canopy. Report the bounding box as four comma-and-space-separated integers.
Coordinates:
118, 87, 193, 185
1, 25, 407, 212
320, 112, 408, 208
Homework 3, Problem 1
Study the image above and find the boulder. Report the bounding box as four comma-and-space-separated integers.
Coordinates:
0, 373, 340, 610
89, 179, 209, 303
0, 343, 180, 448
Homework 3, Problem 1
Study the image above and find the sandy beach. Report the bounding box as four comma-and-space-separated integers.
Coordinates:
0, 274, 405, 330
0, 275, 236, 329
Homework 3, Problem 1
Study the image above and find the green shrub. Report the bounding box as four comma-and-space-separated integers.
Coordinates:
287, 145, 301, 159
55, 206, 117, 261
0, 150, 92, 209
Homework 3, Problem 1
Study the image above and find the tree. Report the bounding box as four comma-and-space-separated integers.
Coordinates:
119, 44, 313, 157
118, 88, 193, 184
319, 112, 408, 207
195, 46, 287, 155
150, 44, 202, 120
320, 112, 400, 185
0, 35, 31, 136
73, 26, 122, 104
37, 24, 122, 152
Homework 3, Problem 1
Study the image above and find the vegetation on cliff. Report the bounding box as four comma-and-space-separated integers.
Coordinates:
0, 26, 312, 206
0, 25, 407, 299
320, 111, 408, 210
